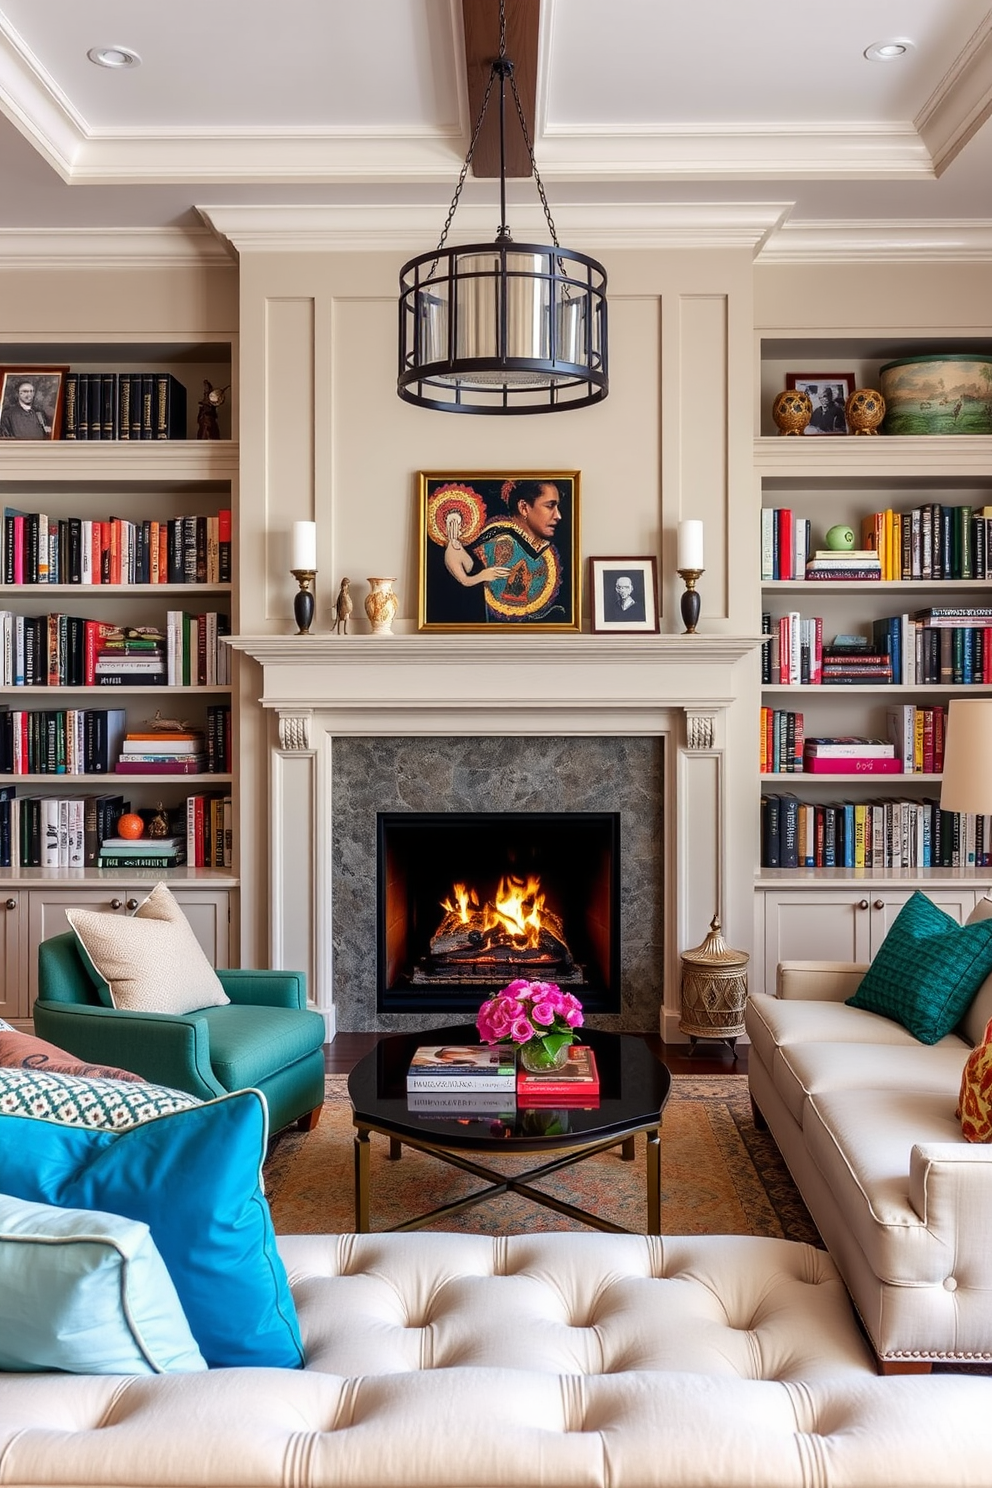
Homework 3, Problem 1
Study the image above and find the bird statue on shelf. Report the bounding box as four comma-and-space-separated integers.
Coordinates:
333, 577, 353, 635
196, 380, 230, 440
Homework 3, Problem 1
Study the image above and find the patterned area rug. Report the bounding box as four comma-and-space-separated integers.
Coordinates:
265, 1074, 820, 1244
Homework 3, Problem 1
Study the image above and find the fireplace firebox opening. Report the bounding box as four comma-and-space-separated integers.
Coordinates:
377, 812, 621, 1015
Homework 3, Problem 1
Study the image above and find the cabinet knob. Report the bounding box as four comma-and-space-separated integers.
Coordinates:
873, 899, 885, 911
858, 898, 869, 910
5, 898, 15, 911
126, 898, 139, 912
110, 898, 123, 910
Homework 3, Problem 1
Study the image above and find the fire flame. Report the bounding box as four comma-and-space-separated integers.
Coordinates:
440, 874, 550, 948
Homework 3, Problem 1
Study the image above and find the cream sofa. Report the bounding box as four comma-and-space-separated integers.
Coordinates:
2, 1230, 991, 1487
747, 951, 992, 1371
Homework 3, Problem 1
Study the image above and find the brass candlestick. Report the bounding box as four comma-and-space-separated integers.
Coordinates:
291, 569, 316, 635
678, 568, 703, 634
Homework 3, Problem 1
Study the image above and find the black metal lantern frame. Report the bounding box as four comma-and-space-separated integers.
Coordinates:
397, 6, 608, 415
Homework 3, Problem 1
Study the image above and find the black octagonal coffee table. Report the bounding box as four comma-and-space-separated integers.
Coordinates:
348, 1024, 672, 1234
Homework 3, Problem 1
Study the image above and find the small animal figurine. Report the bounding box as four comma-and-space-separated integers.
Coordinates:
147, 803, 171, 839
334, 577, 353, 635
196, 380, 230, 440
144, 710, 195, 732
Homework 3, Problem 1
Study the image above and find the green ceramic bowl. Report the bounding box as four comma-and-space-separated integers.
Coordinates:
879, 354, 992, 436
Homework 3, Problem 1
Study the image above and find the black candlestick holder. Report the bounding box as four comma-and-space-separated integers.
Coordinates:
291, 569, 316, 635
678, 568, 703, 634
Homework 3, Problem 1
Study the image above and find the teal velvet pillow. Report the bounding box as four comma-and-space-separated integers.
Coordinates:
847, 891, 992, 1044
0, 1193, 206, 1375
0, 1089, 304, 1370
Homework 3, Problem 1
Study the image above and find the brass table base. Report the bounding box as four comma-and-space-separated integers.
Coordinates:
353, 1121, 662, 1235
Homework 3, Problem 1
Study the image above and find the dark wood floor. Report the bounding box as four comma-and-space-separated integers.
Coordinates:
325, 1031, 747, 1077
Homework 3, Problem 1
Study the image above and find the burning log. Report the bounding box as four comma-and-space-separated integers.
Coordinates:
424, 874, 576, 978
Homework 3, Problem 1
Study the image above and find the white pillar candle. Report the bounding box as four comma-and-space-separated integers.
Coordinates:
291, 521, 317, 571
677, 520, 704, 570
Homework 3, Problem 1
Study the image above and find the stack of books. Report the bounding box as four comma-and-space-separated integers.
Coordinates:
406, 1044, 517, 1114
93, 627, 167, 688
517, 1045, 600, 1107
98, 833, 186, 870
804, 549, 882, 581
802, 738, 901, 775
115, 729, 206, 776
820, 636, 893, 685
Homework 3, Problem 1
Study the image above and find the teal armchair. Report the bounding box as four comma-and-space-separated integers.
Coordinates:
34, 931, 326, 1135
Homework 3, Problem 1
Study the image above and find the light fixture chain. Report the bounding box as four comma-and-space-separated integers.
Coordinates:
507, 68, 560, 249
426, 64, 499, 280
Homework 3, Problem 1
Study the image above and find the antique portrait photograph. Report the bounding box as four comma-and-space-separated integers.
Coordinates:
588, 556, 659, 633
0, 368, 66, 441
786, 371, 854, 436
419, 471, 580, 631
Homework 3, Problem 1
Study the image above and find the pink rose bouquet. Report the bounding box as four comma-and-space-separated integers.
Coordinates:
476, 979, 583, 1070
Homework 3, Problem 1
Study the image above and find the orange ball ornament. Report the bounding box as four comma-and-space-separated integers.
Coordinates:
116, 813, 145, 840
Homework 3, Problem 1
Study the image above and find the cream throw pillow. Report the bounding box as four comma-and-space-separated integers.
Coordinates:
66, 884, 230, 1015
962, 896, 992, 1047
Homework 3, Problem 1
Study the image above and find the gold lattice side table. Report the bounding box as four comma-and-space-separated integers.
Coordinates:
679, 915, 749, 1058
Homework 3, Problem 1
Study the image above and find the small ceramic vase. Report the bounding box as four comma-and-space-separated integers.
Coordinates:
772, 389, 812, 436
845, 387, 886, 436
364, 577, 399, 635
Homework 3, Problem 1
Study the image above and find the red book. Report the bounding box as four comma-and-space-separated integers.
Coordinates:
516, 1045, 599, 1101
776, 509, 794, 581
802, 756, 903, 775
114, 758, 207, 775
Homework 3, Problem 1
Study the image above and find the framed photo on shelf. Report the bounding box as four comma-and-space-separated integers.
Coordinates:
588, 556, 659, 633
418, 471, 580, 631
0, 367, 67, 441
785, 371, 854, 436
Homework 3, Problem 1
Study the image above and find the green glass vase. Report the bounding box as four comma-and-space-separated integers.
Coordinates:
519, 1037, 572, 1073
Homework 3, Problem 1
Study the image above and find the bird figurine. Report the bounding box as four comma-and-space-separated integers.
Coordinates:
333, 577, 353, 635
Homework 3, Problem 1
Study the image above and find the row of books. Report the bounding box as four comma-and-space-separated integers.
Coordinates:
886, 706, 947, 775
760, 505, 992, 582
0, 788, 231, 869
0, 708, 230, 776
762, 718, 950, 777
761, 794, 992, 869
763, 610, 992, 686
0, 614, 230, 689
2, 510, 232, 586
62, 372, 187, 441
405, 1043, 600, 1107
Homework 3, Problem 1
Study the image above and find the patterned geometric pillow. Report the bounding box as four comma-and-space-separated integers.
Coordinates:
0, 1028, 144, 1082
958, 1016, 992, 1142
0, 1067, 198, 1129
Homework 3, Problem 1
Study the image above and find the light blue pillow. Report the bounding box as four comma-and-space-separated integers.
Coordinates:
0, 1089, 303, 1370
0, 1193, 206, 1375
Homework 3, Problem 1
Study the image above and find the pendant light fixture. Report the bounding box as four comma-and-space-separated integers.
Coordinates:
398, 0, 608, 415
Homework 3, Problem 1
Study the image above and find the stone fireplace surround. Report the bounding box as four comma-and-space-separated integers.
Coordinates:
230, 633, 758, 1041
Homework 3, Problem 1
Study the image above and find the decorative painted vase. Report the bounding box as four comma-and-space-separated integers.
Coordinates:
845, 387, 885, 436
519, 1037, 573, 1073
879, 355, 992, 436
364, 577, 398, 635
772, 389, 812, 436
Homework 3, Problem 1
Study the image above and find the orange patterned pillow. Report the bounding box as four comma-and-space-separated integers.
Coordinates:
958, 1016, 992, 1142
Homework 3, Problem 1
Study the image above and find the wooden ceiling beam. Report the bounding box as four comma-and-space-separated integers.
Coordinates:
461, 0, 539, 178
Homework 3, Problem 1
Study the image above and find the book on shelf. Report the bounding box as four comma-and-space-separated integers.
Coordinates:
62, 371, 188, 442
760, 708, 804, 773
516, 1044, 600, 1102
114, 757, 207, 775
885, 705, 947, 774
406, 1044, 517, 1091
803, 738, 896, 758
98, 852, 186, 868
2, 510, 231, 587
911, 607, 992, 625
760, 796, 992, 869
802, 755, 903, 775
185, 791, 231, 868
804, 567, 882, 581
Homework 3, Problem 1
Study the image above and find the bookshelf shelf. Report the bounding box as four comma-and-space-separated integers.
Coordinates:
2, 773, 232, 786
762, 579, 992, 593
762, 683, 992, 694
760, 772, 943, 783
0, 584, 233, 597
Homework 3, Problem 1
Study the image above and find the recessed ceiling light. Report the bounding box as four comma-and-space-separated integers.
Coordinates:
864, 39, 914, 62
87, 45, 141, 69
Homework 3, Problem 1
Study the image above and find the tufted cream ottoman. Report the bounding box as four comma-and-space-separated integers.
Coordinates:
3, 1232, 992, 1488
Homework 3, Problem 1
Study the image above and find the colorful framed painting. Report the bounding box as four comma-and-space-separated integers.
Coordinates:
785, 371, 855, 436
588, 556, 659, 633
418, 471, 580, 631
0, 367, 67, 441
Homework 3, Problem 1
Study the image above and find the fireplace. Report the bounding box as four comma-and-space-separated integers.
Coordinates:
377, 811, 621, 1015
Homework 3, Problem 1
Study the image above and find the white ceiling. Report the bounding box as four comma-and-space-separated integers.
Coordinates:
0, 0, 989, 254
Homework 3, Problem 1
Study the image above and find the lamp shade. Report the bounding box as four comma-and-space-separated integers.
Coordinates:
939, 698, 992, 815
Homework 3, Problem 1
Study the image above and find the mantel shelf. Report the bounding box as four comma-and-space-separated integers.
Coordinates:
227, 633, 765, 668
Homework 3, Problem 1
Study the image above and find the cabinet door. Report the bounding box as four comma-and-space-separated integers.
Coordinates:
0, 893, 25, 1023
868, 890, 981, 952
167, 889, 230, 968
762, 889, 874, 978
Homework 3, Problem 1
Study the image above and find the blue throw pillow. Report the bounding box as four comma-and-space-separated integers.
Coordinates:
0, 1089, 303, 1370
847, 891, 992, 1044
0, 1193, 206, 1375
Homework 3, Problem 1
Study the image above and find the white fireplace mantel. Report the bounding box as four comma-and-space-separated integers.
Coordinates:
229, 632, 762, 1040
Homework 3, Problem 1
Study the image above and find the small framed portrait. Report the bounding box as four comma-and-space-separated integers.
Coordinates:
0, 367, 67, 441
786, 371, 855, 436
419, 471, 580, 631
588, 556, 659, 633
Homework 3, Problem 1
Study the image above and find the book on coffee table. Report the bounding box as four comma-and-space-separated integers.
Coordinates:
406, 1090, 516, 1116
406, 1044, 517, 1092
516, 1044, 600, 1104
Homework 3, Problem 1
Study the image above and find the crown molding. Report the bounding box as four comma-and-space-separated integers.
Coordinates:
916, 12, 992, 176
0, 227, 234, 267
756, 218, 992, 263
197, 201, 792, 255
